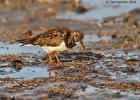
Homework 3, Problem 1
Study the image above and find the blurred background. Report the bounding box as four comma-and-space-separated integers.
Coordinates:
0, 0, 140, 100
0, 0, 140, 42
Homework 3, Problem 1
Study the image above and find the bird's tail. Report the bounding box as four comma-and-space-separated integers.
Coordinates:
16, 38, 33, 46
16, 30, 33, 46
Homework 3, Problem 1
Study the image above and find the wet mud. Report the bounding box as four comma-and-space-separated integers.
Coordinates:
0, 0, 140, 100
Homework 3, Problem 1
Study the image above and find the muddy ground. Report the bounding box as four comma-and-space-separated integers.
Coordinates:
0, 0, 140, 100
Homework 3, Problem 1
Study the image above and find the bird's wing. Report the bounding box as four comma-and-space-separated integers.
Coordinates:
21, 27, 71, 46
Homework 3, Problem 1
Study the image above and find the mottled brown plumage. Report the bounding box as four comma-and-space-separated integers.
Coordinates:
18, 27, 85, 65
20, 27, 85, 49
22, 27, 75, 48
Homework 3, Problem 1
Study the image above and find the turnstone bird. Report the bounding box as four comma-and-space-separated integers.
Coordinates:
18, 27, 85, 65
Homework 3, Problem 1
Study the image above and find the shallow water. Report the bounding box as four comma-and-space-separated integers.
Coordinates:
0, 65, 49, 80
84, 34, 112, 43
85, 85, 96, 93
0, 42, 43, 55
0, 0, 139, 99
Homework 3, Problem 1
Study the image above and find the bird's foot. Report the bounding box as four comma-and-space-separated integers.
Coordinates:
57, 61, 62, 65
49, 60, 55, 65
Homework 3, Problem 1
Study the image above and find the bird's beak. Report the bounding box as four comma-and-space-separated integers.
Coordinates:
80, 40, 85, 51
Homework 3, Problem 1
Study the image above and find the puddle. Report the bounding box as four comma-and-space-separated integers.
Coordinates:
94, 49, 140, 82
0, 42, 44, 55
0, 65, 49, 80
85, 85, 96, 93
126, 73, 140, 82
56, 0, 140, 20
0, 62, 11, 67
128, 49, 140, 56
77, 85, 140, 99
84, 34, 112, 43
105, 50, 127, 58
104, 88, 140, 99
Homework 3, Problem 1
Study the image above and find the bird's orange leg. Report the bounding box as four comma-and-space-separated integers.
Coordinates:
54, 51, 62, 65
48, 51, 54, 65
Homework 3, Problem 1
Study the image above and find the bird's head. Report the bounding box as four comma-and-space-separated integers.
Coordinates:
71, 30, 85, 51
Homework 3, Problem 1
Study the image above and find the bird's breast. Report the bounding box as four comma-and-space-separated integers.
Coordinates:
42, 41, 68, 52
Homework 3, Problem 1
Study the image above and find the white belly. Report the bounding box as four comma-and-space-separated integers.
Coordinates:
42, 41, 68, 52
